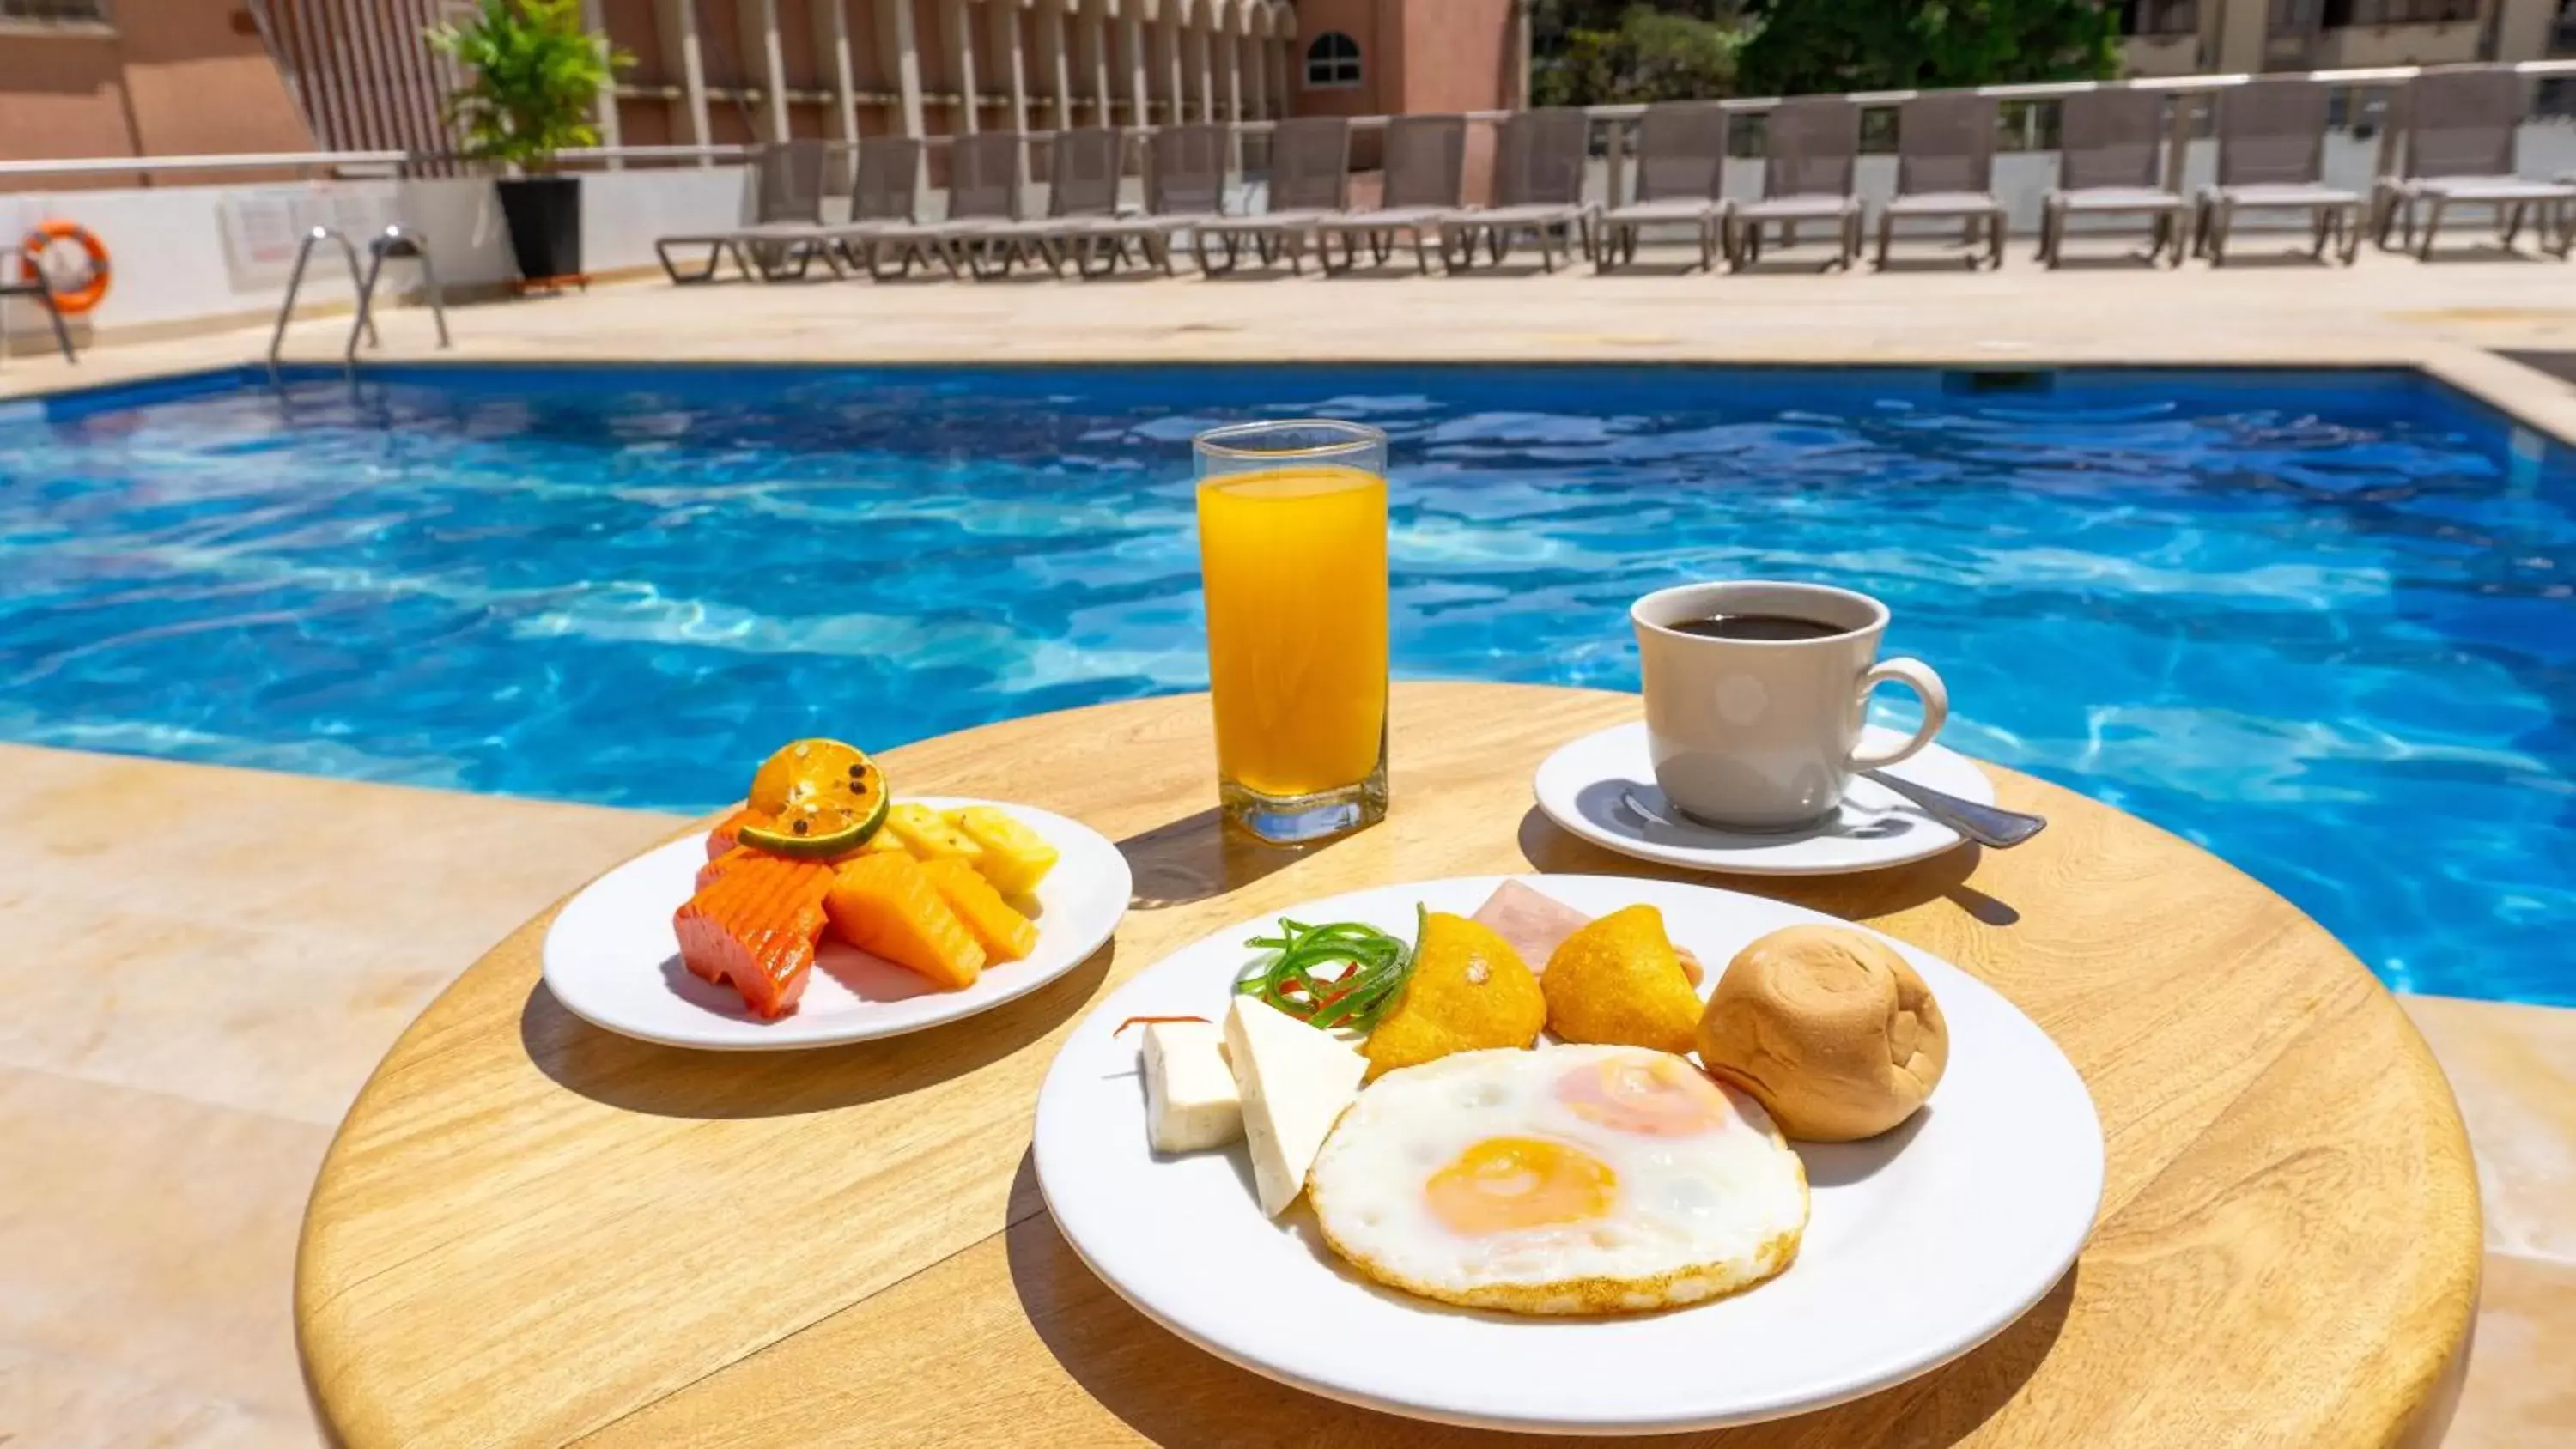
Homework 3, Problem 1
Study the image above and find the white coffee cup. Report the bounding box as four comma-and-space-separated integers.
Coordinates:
1631, 581, 1948, 831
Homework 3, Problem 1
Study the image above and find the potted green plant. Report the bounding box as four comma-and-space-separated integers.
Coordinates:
428, 0, 632, 283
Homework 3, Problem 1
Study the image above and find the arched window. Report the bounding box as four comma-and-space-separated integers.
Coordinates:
1303, 32, 1362, 89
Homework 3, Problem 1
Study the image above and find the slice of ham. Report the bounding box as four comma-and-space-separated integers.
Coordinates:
1471, 879, 1704, 986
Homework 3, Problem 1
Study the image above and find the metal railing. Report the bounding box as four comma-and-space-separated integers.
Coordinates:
265, 223, 451, 378
0, 149, 410, 180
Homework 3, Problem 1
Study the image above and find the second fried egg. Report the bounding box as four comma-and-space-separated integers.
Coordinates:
1306, 1045, 1808, 1315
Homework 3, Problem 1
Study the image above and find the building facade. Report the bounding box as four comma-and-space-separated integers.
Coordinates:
586, 0, 1301, 155
0, 0, 1530, 170
4, 0, 2572, 174
2119, 0, 2575, 76
0, 0, 316, 170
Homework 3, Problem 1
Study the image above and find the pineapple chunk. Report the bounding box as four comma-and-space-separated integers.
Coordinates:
920, 858, 1039, 962
861, 828, 909, 855
951, 806, 1059, 896
884, 803, 985, 867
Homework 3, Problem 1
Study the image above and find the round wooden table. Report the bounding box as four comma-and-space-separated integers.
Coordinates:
296, 682, 2480, 1448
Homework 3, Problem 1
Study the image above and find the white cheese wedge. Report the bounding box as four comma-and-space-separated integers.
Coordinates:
1141, 1020, 1242, 1153
1224, 996, 1368, 1217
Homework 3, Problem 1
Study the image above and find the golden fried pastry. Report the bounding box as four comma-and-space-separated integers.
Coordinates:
1540, 904, 1701, 1055
1696, 925, 1947, 1142
1362, 912, 1546, 1080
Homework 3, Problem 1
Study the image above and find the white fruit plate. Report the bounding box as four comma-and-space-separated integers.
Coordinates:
543, 796, 1129, 1050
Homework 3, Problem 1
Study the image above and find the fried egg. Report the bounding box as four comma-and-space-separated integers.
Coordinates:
1305, 1045, 1808, 1315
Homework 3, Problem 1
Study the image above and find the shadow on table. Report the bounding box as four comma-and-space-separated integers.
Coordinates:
1516, 807, 2022, 929
1121, 806, 1322, 911
1005, 1185, 2079, 1447
517, 940, 1115, 1119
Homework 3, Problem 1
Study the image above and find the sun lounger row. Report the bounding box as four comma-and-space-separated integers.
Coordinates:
1651, 73, 2571, 271
657, 112, 1609, 283
1666, 73, 2572, 269
656, 127, 1217, 284
655, 70, 2573, 285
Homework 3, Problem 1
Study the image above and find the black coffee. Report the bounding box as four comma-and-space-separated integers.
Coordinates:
1668, 612, 1847, 642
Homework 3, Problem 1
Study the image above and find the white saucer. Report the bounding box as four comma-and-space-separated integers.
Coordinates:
1534, 721, 1994, 876
540, 796, 1129, 1050
1035, 873, 2103, 1434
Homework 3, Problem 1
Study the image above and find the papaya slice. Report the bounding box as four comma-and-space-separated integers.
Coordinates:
825, 852, 986, 990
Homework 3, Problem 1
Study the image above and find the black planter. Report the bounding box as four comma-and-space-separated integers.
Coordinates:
495, 174, 582, 282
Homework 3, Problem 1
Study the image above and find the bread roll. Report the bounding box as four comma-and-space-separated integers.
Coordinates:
1696, 925, 1947, 1142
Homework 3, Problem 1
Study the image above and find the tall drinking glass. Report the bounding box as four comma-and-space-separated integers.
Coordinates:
1194, 420, 1390, 844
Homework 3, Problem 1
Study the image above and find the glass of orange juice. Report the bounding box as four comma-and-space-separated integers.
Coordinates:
1194, 419, 1390, 844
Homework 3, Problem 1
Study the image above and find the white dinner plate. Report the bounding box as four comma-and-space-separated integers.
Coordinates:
542, 797, 1129, 1050
1034, 874, 2101, 1435
1534, 721, 1996, 876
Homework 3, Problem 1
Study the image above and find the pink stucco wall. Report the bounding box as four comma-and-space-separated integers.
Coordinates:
0, 35, 135, 165
0, 3, 313, 187
1396, 0, 1515, 114
116, 0, 315, 158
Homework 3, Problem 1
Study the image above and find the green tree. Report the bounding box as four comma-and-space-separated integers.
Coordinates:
428, 0, 634, 173
1534, 4, 1751, 108
1735, 0, 2119, 96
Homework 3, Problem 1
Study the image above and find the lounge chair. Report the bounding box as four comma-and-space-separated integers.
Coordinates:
1595, 101, 1729, 273
1314, 113, 1470, 276
932, 132, 1040, 280
2195, 78, 2363, 266
1876, 92, 2006, 270
1194, 117, 1351, 274
2039, 89, 2191, 268
1441, 108, 1595, 272
654, 139, 833, 283
1730, 98, 1862, 270
1065, 124, 1233, 276
2375, 70, 2575, 261
793, 136, 958, 281
954, 128, 1132, 278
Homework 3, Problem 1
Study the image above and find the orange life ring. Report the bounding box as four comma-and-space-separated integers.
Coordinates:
16, 221, 112, 314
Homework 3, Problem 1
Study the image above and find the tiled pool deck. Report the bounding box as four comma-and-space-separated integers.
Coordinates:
4, 248, 2574, 1445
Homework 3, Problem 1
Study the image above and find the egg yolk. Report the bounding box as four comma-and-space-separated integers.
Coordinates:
1425, 1136, 1618, 1235
1554, 1054, 1730, 1137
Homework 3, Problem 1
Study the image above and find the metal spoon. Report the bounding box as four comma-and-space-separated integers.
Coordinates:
1859, 768, 2048, 849
1620, 777, 2045, 851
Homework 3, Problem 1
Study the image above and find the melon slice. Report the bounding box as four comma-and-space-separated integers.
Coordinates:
825, 852, 986, 990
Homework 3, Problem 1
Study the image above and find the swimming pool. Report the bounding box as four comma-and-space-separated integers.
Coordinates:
3, 362, 2569, 1005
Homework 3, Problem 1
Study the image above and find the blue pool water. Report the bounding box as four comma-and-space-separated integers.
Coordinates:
3, 363, 2571, 1004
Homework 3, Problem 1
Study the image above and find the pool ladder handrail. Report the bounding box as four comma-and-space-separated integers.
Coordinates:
265, 224, 452, 379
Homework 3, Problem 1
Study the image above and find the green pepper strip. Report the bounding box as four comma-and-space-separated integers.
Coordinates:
1232, 906, 1427, 1033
